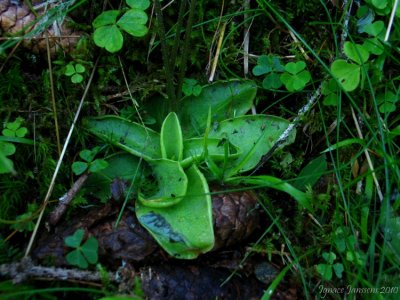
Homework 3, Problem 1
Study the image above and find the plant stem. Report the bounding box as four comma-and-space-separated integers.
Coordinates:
154, 0, 176, 110
176, 0, 198, 102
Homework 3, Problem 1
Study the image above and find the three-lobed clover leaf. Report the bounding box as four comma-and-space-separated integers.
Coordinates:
93, 1, 150, 53
65, 63, 86, 83
331, 42, 370, 92
280, 61, 311, 92
2, 117, 28, 138
72, 147, 109, 175
65, 229, 99, 269
252, 55, 284, 89
182, 78, 202, 96
377, 91, 398, 113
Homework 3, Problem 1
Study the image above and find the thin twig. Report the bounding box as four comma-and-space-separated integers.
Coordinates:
350, 107, 384, 202
384, 0, 399, 42
176, 0, 198, 101
24, 57, 100, 257
47, 173, 89, 226
208, 22, 227, 82
154, 0, 176, 107
0, 257, 116, 284
45, 31, 61, 155
243, 0, 250, 76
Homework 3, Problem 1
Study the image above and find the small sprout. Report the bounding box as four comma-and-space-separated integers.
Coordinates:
65, 228, 99, 269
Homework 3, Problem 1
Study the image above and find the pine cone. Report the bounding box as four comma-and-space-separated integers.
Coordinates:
0, 0, 82, 54
33, 190, 260, 266
212, 189, 260, 250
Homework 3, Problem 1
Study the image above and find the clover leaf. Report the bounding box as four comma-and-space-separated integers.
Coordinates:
2, 117, 27, 138
182, 78, 202, 96
65, 63, 86, 83
377, 91, 398, 113
331, 60, 360, 92
72, 147, 109, 175
65, 229, 99, 269
343, 42, 369, 65
280, 61, 311, 92
252, 55, 284, 89
93, 2, 149, 53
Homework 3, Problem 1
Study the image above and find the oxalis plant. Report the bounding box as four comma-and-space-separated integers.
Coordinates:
83, 80, 312, 259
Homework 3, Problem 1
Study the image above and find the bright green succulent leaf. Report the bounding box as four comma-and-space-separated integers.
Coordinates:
292, 155, 327, 191
88, 159, 109, 173
72, 161, 88, 175
181, 137, 240, 166
179, 80, 257, 137
363, 20, 385, 36
71, 73, 83, 83
316, 264, 332, 280
0, 141, 16, 156
84, 153, 144, 202
331, 59, 361, 92
81, 236, 99, 264
93, 25, 123, 53
343, 42, 369, 64
117, 9, 148, 37
126, 0, 150, 10
84, 116, 161, 160
160, 112, 183, 161
65, 228, 85, 248
64, 63, 76, 76
209, 115, 293, 176
262, 72, 282, 89
136, 164, 214, 259
139, 159, 188, 208
226, 175, 313, 212
93, 10, 120, 28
